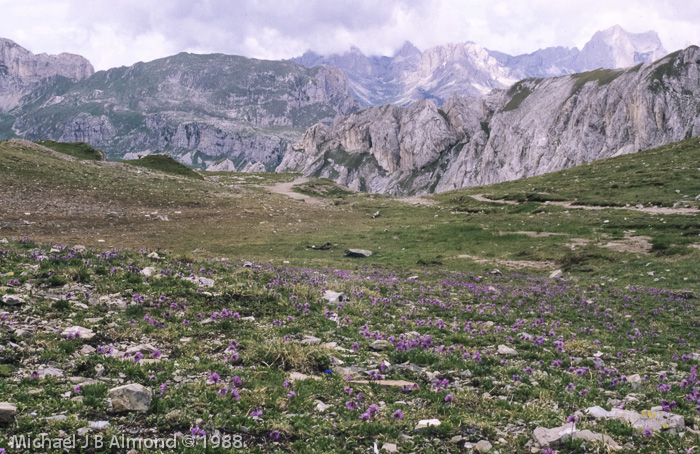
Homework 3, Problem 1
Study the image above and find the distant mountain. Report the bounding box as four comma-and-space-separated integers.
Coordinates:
0, 38, 93, 112
292, 26, 668, 106
2, 44, 358, 170
278, 46, 700, 195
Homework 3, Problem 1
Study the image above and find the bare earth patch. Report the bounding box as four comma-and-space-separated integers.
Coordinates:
458, 254, 557, 270
395, 196, 438, 206
470, 194, 518, 205
501, 231, 567, 238
601, 233, 653, 254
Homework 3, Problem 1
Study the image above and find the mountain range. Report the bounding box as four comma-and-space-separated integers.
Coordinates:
2, 26, 692, 192
292, 25, 667, 106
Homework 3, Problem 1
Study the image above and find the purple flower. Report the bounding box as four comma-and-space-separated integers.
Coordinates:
392, 409, 404, 420
190, 425, 206, 437
287, 390, 296, 398
73, 385, 81, 393
132, 352, 143, 363
345, 401, 359, 410
444, 394, 454, 402
359, 412, 370, 421
209, 372, 221, 384
565, 382, 576, 391
566, 414, 579, 424
269, 430, 280, 441
367, 404, 380, 416
251, 409, 263, 417
152, 349, 161, 359
643, 427, 653, 438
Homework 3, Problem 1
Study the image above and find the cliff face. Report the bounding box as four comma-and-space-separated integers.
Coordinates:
278, 47, 700, 195
7, 52, 358, 170
0, 38, 94, 112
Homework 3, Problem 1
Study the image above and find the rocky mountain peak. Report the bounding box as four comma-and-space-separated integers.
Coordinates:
576, 25, 667, 69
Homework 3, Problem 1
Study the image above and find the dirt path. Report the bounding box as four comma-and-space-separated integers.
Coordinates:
266, 177, 323, 205
471, 194, 698, 215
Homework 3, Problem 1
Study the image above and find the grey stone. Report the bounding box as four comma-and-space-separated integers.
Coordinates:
109, 384, 152, 412
497, 345, 517, 355
586, 406, 685, 433
415, 419, 441, 431
475, 440, 493, 452
344, 249, 372, 258
62, 326, 95, 340
0, 402, 17, 423
1, 294, 25, 305
382, 443, 399, 453
369, 340, 393, 351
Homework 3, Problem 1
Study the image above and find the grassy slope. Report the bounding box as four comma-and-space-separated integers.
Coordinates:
122, 155, 205, 180
1, 139, 700, 291
34, 140, 105, 161
442, 137, 700, 208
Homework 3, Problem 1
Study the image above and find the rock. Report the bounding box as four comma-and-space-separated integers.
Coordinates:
626, 374, 642, 389
62, 326, 95, 340
140, 267, 157, 277
181, 276, 215, 288
475, 440, 493, 452
109, 384, 152, 412
147, 252, 160, 259
349, 379, 417, 389
89, 420, 110, 429
497, 345, 517, 355
415, 419, 441, 431
38, 366, 64, 377
586, 406, 685, 433
289, 372, 321, 382
369, 340, 393, 351
301, 335, 321, 345
570, 430, 622, 450
533, 423, 575, 447
382, 443, 399, 453
315, 400, 332, 412
14, 328, 32, 338
1, 294, 25, 305
125, 344, 158, 356
344, 249, 372, 258
322, 290, 345, 304
549, 269, 563, 279
0, 402, 17, 423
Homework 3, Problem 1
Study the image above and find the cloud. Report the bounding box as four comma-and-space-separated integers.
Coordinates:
0, 0, 698, 70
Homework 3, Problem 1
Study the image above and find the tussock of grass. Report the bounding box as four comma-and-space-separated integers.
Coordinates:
123, 154, 204, 180
35, 140, 105, 161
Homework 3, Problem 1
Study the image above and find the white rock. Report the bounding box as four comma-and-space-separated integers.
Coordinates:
415, 419, 441, 431
497, 345, 517, 355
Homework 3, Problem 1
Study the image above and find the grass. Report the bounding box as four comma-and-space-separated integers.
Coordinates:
444, 137, 700, 209
35, 140, 105, 161
0, 239, 699, 452
122, 154, 204, 180
569, 68, 624, 97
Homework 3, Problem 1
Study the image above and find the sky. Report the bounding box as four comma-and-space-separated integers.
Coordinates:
1, 0, 699, 71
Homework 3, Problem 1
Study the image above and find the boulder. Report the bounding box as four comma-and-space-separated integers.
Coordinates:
497, 345, 517, 355
62, 326, 95, 340
1, 294, 25, 306
344, 249, 372, 258
369, 340, 393, 351
474, 440, 493, 452
585, 406, 684, 433
415, 419, 441, 431
322, 290, 345, 304
109, 384, 152, 412
0, 402, 17, 423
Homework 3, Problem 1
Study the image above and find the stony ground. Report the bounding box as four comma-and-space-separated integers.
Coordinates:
1, 239, 700, 453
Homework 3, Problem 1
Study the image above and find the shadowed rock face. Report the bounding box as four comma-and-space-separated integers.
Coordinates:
278, 46, 700, 196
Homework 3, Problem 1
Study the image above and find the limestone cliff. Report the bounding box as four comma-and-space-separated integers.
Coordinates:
278, 47, 700, 195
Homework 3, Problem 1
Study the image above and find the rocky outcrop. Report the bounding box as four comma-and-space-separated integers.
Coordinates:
8, 51, 358, 170
279, 46, 700, 195
0, 38, 93, 112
